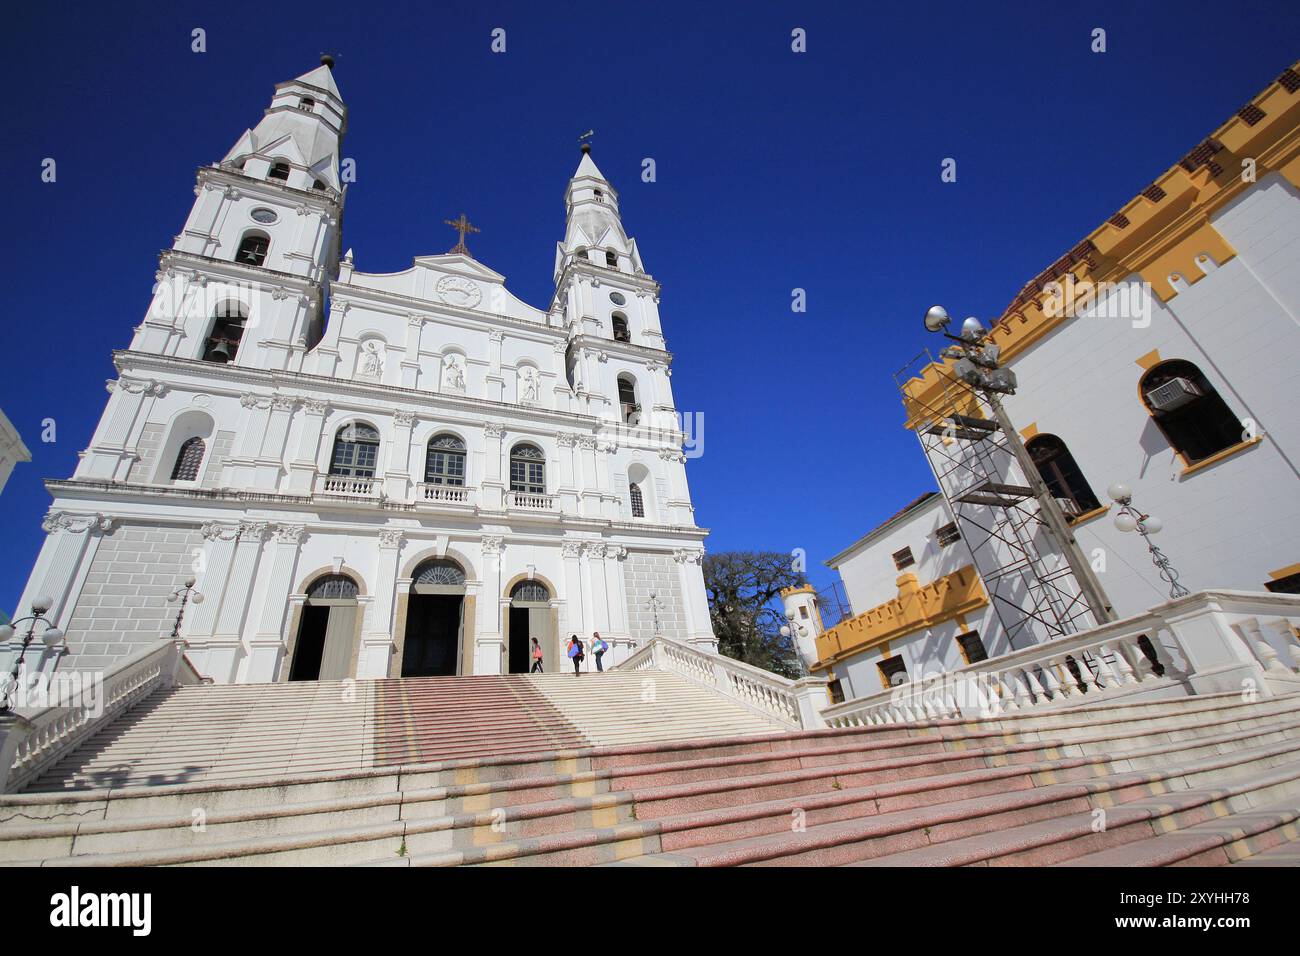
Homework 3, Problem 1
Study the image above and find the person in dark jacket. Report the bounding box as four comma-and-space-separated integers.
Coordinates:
566, 635, 585, 676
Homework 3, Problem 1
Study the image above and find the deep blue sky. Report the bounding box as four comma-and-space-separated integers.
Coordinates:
2, 1, 1297, 615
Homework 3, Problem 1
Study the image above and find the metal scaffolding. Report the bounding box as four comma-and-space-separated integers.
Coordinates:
895, 349, 1104, 651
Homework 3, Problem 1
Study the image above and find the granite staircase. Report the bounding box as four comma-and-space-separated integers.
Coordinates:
2, 686, 1299, 867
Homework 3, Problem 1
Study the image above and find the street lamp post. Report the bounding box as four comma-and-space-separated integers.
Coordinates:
0, 596, 67, 714
167, 579, 204, 641
1106, 483, 1189, 598
755, 607, 809, 678
923, 305, 1117, 625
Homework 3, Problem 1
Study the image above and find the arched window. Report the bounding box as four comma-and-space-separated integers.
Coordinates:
509, 443, 545, 494
170, 436, 206, 481
203, 301, 248, 363
235, 232, 269, 266
413, 559, 466, 588
425, 433, 466, 486
617, 375, 639, 425
1025, 434, 1100, 518
329, 423, 380, 478
611, 313, 630, 343
593, 189, 604, 203
605, 250, 618, 268
511, 580, 550, 603
1140, 360, 1243, 464
312, 179, 327, 191
629, 482, 645, 518
300, 96, 315, 111
268, 162, 291, 182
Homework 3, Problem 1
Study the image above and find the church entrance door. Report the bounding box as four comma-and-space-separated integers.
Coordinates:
290, 574, 360, 681
402, 560, 468, 677
508, 580, 552, 674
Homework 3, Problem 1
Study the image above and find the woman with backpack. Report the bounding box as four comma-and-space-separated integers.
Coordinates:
591, 632, 609, 672
530, 637, 544, 673
566, 634, 585, 676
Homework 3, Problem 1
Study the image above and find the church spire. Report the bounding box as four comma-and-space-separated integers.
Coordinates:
554, 142, 644, 283
218, 59, 347, 191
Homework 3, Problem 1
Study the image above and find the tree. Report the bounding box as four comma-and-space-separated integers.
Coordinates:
703, 551, 805, 679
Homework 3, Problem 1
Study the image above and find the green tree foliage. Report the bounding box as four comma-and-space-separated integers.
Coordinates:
703, 551, 805, 678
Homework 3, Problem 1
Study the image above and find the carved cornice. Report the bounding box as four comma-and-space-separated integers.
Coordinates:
42, 512, 114, 535
201, 521, 240, 541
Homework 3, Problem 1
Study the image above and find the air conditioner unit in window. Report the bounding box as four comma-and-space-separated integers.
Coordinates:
1146, 376, 1202, 413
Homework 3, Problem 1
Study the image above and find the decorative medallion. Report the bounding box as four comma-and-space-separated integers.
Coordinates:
436, 275, 482, 309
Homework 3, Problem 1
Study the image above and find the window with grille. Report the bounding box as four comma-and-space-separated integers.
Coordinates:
630, 482, 645, 517
511, 581, 550, 603
235, 233, 269, 266
936, 522, 961, 546
170, 436, 206, 481
329, 423, 380, 478
956, 631, 989, 664
425, 433, 466, 485
413, 560, 466, 587
509, 443, 545, 494
877, 655, 908, 688
308, 574, 359, 600
892, 547, 915, 571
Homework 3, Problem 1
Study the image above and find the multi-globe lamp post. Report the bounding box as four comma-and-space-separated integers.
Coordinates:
922, 305, 1117, 626
1106, 483, 1189, 598
755, 607, 809, 678
0, 596, 67, 714
167, 579, 204, 641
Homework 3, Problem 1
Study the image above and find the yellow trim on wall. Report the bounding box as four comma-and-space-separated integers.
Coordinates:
1068, 504, 1110, 527
1180, 435, 1263, 478
1019, 422, 1040, 440
1134, 349, 1163, 371
1268, 562, 1300, 581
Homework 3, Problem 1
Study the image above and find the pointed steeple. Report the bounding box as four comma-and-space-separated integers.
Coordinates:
220, 57, 347, 191
555, 143, 644, 282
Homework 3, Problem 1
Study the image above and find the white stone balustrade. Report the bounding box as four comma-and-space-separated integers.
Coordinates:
506, 490, 557, 511
315, 474, 379, 497
819, 589, 1300, 729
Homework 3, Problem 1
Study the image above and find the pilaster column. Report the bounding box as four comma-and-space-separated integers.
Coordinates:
83, 379, 165, 481
603, 545, 629, 638
207, 520, 269, 682
482, 424, 505, 510
552, 339, 571, 411
246, 523, 306, 682
476, 536, 505, 673
578, 436, 601, 517
385, 411, 415, 500
19, 512, 113, 642
675, 548, 717, 652
359, 530, 404, 679
185, 522, 240, 646
287, 399, 330, 493
561, 541, 584, 641
254, 394, 298, 489
400, 315, 424, 389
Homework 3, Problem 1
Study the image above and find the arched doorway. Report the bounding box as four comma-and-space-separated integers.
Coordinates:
508, 580, 552, 674
290, 574, 360, 681
403, 559, 467, 677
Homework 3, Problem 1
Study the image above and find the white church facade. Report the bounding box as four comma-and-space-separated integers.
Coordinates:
10, 60, 716, 684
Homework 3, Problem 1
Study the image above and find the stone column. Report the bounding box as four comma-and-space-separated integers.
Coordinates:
603, 545, 630, 639
287, 399, 330, 493
254, 394, 298, 489
551, 339, 570, 411
246, 523, 306, 683
486, 329, 505, 402
578, 436, 601, 517
360, 530, 404, 679
475, 536, 505, 674
385, 411, 415, 500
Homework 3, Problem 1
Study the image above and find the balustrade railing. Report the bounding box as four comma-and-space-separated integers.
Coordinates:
0, 640, 202, 793
506, 490, 557, 511
316, 474, 378, 497
618, 635, 829, 729
415, 482, 472, 505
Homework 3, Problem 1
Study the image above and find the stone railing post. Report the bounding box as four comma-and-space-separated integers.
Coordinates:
1158, 596, 1273, 697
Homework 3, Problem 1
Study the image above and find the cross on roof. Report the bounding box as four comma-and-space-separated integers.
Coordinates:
444, 213, 480, 256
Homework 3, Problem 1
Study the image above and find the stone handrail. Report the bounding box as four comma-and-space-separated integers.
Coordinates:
618, 635, 829, 729
0, 639, 200, 793
820, 588, 1300, 729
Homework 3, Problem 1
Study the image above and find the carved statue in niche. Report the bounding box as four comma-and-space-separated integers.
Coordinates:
442, 354, 466, 393
357, 340, 384, 379
519, 366, 540, 403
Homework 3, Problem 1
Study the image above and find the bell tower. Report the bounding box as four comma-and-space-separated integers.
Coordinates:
129, 58, 347, 374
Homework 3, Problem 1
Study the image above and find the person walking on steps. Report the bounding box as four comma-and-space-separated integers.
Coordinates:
530, 637, 544, 673
591, 632, 608, 672
567, 634, 585, 676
